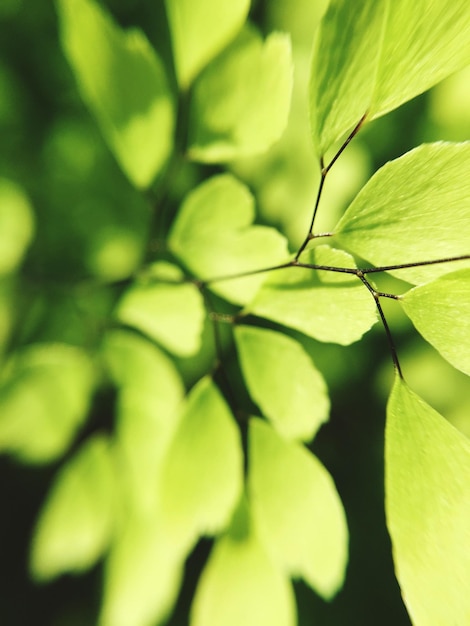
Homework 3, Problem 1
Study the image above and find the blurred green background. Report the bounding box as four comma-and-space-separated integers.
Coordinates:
1, 0, 469, 624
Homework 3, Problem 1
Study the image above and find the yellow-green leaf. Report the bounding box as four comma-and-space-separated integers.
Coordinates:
57, 0, 174, 188
30, 435, 116, 580
249, 419, 348, 599
235, 326, 329, 441
386, 378, 470, 625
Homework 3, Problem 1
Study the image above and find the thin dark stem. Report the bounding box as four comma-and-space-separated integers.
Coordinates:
295, 112, 368, 261
360, 254, 470, 274
201, 261, 293, 287
323, 112, 368, 177
357, 272, 403, 378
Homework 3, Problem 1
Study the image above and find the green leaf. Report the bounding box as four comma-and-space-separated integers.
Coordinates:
249, 419, 348, 599
386, 378, 470, 626
159, 377, 243, 552
169, 174, 289, 305
235, 326, 329, 441
310, 0, 385, 154
164, 0, 250, 89
188, 26, 293, 162
191, 496, 296, 626
102, 330, 184, 514
0, 344, 94, 463
248, 246, 377, 344
311, 0, 470, 153
401, 269, 470, 376
0, 178, 35, 276
115, 262, 205, 357
335, 143, 470, 284
30, 435, 116, 580
100, 513, 183, 626
57, 0, 174, 189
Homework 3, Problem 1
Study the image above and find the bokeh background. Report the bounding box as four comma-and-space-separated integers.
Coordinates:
1, 0, 470, 624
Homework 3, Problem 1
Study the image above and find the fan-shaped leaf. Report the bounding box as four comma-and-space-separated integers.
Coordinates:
115, 262, 205, 357
188, 26, 293, 162
335, 143, 470, 284
311, 0, 470, 153
102, 330, 184, 514
401, 269, 470, 376
30, 435, 116, 580
386, 378, 470, 625
235, 326, 329, 441
159, 377, 243, 552
57, 0, 174, 188
169, 174, 289, 305
249, 419, 348, 599
0, 344, 94, 463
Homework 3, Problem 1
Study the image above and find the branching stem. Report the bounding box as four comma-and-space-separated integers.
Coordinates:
295, 112, 368, 260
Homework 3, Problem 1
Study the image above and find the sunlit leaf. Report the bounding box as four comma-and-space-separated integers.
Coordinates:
401, 269, 470, 376
335, 143, 470, 284
191, 496, 296, 626
0, 178, 35, 276
100, 513, 183, 626
115, 262, 205, 357
248, 246, 377, 344
159, 377, 243, 552
164, 0, 250, 89
57, 0, 174, 188
188, 26, 293, 162
0, 344, 94, 463
386, 377, 470, 626
235, 326, 329, 441
311, 0, 470, 153
310, 0, 384, 154
249, 419, 348, 599
102, 330, 184, 514
169, 174, 289, 305
30, 435, 116, 580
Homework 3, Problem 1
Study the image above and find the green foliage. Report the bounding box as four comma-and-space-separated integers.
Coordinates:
188, 26, 293, 162
311, 0, 470, 152
2, 0, 470, 625
335, 142, 470, 283
386, 378, 470, 625
235, 326, 329, 441
30, 435, 116, 579
57, 0, 174, 188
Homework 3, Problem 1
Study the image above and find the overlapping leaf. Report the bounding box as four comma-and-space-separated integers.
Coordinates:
335, 143, 470, 284
169, 174, 289, 304
249, 419, 348, 599
188, 26, 293, 162
115, 262, 205, 357
102, 330, 184, 514
191, 496, 296, 626
386, 378, 470, 625
0, 344, 94, 463
248, 246, 377, 344
30, 435, 116, 580
235, 326, 329, 441
159, 377, 243, 552
100, 513, 183, 626
311, 0, 470, 153
401, 269, 470, 377
0, 178, 35, 276
57, 0, 174, 188
165, 0, 250, 89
